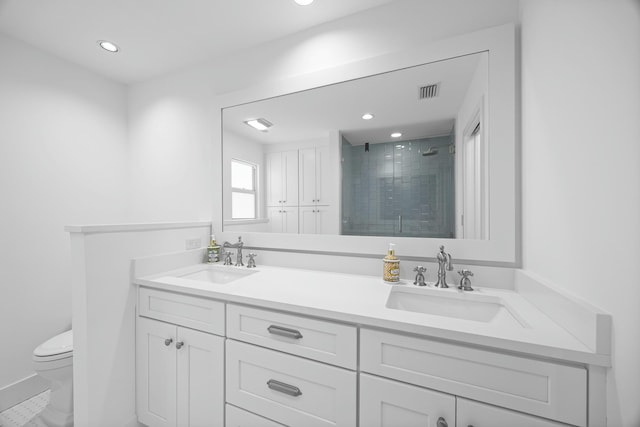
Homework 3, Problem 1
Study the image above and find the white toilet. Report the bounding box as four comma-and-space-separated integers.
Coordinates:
32, 330, 73, 427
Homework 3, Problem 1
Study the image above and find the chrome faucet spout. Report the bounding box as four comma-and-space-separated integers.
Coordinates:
434, 245, 453, 288
222, 236, 245, 266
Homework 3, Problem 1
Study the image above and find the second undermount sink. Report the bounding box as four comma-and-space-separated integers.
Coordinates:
386, 286, 528, 327
177, 265, 256, 285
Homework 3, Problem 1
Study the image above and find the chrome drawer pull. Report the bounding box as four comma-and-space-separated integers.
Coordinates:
267, 325, 303, 339
267, 379, 302, 397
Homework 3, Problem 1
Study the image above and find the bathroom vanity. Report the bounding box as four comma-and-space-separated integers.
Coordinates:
133, 260, 610, 427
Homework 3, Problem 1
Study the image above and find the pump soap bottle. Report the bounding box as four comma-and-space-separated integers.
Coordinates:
383, 243, 400, 284
207, 233, 220, 263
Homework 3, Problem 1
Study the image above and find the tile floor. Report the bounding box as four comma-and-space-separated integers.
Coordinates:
0, 390, 49, 427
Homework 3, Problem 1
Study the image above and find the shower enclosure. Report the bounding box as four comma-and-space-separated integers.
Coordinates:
341, 135, 455, 238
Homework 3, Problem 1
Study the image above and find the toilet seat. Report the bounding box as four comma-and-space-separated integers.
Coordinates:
33, 330, 73, 361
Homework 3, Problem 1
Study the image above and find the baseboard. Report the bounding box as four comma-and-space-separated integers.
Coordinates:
0, 374, 49, 412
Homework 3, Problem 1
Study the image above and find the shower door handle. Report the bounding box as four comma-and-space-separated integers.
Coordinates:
398, 215, 402, 233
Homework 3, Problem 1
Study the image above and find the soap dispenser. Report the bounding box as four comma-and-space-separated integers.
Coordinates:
383, 243, 400, 284
206, 233, 220, 263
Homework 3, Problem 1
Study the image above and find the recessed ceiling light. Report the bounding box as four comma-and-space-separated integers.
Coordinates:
391, 132, 402, 138
98, 40, 119, 53
362, 113, 374, 120
294, 0, 314, 5
244, 118, 273, 132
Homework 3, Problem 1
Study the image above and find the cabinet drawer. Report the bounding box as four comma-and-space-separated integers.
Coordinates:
360, 328, 586, 427
227, 304, 357, 369
226, 404, 286, 427
138, 287, 225, 335
226, 340, 357, 427
457, 398, 571, 427
360, 373, 455, 427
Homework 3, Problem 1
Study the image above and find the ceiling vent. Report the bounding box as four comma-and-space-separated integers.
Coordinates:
419, 83, 440, 100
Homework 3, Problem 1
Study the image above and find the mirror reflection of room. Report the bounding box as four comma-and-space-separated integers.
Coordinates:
223, 51, 488, 239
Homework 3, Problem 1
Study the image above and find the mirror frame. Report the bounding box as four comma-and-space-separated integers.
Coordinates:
213, 24, 518, 265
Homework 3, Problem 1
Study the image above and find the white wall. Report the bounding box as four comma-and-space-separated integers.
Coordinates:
0, 34, 129, 398
69, 223, 210, 427
127, 0, 519, 222
520, 1, 640, 425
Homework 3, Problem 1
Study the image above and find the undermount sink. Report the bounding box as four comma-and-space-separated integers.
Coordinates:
177, 265, 256, 285
386, 286, 528, 327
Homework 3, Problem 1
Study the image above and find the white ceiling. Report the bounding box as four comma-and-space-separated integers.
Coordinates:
224, 52, 484, 145
0, 0, 396, 84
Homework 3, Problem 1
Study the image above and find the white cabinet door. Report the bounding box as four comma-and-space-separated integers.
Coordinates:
137, 317, 177, 427
266, 151, 298, 207
299, 147, 328, 206
456, 398, 569, 427
300, 205, 334, 234
265, 152, 284, 207
315, 205, 334, 234
176, 328, 224, 427
299, 206, 317, 234
360, 373, 456, 427
267, 206, 299, 233
137, 317, 224, 427
267, 206, 285, 233
281, 206, 299, 233
299, 148, 317, 205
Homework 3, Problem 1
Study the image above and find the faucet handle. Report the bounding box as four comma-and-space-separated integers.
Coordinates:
247, 253, 257, 268
457, 269, 474, 291
413, 265, 427, 286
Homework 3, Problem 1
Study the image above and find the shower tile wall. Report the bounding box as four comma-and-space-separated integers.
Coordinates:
342, 135, 455, 238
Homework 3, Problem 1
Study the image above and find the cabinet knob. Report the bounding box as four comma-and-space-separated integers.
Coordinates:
175, 341, 184, 350
437, 417, 448, 427
164, 338, 173, 347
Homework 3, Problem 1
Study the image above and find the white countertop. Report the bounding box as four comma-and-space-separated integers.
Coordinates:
135, 263, 611, 366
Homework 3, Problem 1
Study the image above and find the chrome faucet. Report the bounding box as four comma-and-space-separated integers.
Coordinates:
434, 245, 453, 288
223, 236, 244, 267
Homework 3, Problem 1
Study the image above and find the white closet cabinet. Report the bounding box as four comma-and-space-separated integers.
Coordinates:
265, 150, 298, 207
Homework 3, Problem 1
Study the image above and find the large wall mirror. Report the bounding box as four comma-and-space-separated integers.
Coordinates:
215, 24, 517, 264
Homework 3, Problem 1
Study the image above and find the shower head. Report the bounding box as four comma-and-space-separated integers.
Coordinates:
422, 147, 439, 156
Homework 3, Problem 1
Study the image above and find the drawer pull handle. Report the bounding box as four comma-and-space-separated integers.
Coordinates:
164, 338, 173, 346
437, 417, 448, 427
267, 379, 302, 397
267, 325, 303, 339
175, 341, 184, 349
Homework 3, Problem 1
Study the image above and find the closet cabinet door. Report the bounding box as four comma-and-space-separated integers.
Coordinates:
176, 328, 224, 427
266, 151, 298, 207
299, 206, 317, 234
265, 152, 285, 207
360, 373, 455, 427
267, 206, 299, 233
137, 317, 177, 427
299, 147, 328, 206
